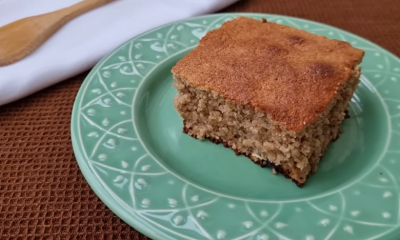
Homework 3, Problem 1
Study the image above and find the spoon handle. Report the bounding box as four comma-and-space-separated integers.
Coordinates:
46, 0, 115, 24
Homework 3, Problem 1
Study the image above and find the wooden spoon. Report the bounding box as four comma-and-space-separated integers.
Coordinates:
0, 0, 115, 66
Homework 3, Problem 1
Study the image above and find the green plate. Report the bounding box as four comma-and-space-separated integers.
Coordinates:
71, 13, 400, 240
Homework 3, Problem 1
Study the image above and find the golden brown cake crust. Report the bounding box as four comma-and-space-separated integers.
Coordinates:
172, 17, 364, 132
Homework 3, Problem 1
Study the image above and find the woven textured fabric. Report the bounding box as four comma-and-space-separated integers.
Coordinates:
0, 0, 399, 239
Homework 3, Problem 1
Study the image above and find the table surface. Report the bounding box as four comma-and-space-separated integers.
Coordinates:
1, 0, 399, 239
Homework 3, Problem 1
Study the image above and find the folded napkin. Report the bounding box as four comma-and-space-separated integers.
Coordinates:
0, 0, 238, 106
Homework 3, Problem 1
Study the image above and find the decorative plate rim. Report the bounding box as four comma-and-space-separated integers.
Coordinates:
71, 13, 400, 240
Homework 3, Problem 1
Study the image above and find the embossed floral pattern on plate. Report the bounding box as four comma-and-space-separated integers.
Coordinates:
71, 14, 400, 240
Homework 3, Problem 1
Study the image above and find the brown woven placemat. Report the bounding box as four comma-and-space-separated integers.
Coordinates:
1, 0, 399, 239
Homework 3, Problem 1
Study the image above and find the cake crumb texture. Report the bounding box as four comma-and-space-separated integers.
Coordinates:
174, 67, 360, 186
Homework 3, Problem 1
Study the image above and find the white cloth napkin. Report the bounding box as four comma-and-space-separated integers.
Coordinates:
0, 0, 238, 106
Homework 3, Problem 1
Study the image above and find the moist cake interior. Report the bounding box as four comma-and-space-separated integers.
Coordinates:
173, 66, 359, 186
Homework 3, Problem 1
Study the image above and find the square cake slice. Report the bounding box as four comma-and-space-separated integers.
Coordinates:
171, 17, 364, 186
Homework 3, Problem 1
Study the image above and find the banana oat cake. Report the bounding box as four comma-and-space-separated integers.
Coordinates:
171, 16, 364, 186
